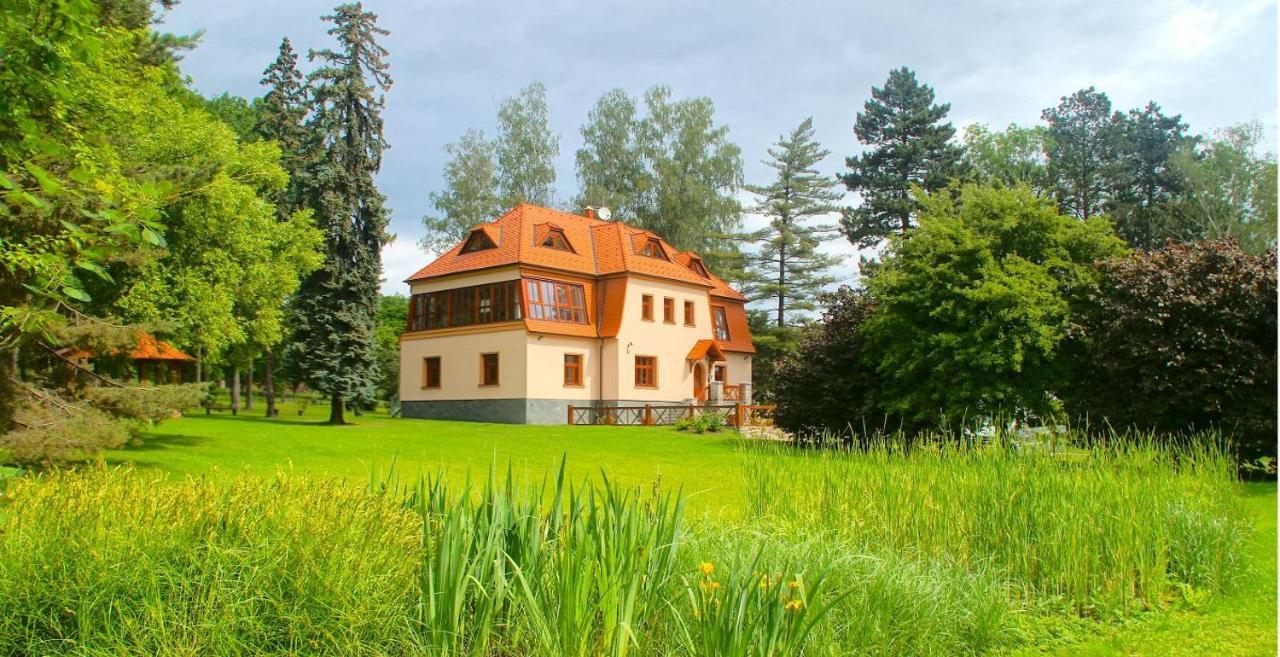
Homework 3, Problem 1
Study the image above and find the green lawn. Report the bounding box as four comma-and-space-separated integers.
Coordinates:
112, 403, 756, 514
107, 405, 1277, 656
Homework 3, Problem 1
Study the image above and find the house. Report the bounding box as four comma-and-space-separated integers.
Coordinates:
399, 203, 755, 424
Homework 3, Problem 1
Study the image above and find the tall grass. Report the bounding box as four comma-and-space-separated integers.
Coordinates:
741, 434, 1247, 615
0, 432, 1250, 656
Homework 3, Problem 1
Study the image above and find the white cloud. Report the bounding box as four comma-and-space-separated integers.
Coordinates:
380, 236, 427, 296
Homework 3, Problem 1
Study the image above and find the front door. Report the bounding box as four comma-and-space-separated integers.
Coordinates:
693, 362, 705, 401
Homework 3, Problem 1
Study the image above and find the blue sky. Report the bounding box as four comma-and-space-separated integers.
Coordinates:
160, 0, 1278, 296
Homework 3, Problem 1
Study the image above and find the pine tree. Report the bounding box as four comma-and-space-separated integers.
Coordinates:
1107, 102, 1190, 249
289, 2, 392, 425
420, 128, 502, 254
256, 36, 312, 418
495, 82, 558, 208
1042, 87, 1119, 221
744, 118, 843, 327
840, 67, 964, 248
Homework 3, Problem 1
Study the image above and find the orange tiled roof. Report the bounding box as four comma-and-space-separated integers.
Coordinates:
713, 302, 756, 353
686, 339, 726, 361
406, 204, 728, 291
131, 333, 196, 361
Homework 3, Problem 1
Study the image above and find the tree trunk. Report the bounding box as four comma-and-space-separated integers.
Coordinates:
329, 392, 345, 425
264, 350, 277, 418
230, 366, 240, 415
195, 346, 202, 384
245, 357, 254, 411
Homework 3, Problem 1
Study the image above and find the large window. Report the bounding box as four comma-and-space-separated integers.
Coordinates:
422, 356, 441, 389
409, 280, 522, 331
480, 353, 499, 386
525, 278, 588, 323
564, 354, 582, 386
713, 306, 730, 341
634, 355, 657, 388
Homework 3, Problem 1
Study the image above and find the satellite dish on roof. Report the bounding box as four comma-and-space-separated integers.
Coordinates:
596, 207, 613, 221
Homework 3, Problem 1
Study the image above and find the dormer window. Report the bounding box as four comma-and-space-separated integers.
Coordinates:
460, 229, 497, 253
639, 237, 669, 261
540, 229, 574, 253
687, 257, 709, 277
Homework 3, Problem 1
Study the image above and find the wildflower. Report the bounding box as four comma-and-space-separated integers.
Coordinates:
784, 599, 804, 612
710, 581, 720, 591
787, 580, 801, 591
699, 562, 715, 576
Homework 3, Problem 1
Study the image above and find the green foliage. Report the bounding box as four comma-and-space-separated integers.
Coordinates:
289, 2, 393, 424
575, 86, 745, 276
1061, 240, 1277, 461
420, 128, 504, 253
840, 67, 966, 248
1169, 123, 1277, 254
674, 410, 725, 434
495, 81, 559, 208
962, 123, 1054, 195
862, 184, 1126, 429
373, 294, 408, 402
203, 92, 261, 142
1106, 102, 1192, 249
744, 310, 801, 404
742, 118, 843, 327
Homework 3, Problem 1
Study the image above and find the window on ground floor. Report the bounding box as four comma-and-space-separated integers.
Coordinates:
564, 353, 582, 386
714, 364, 726, 382
480, 353, 499, 386
634, 355, 657, 388
422, 356, 441, 389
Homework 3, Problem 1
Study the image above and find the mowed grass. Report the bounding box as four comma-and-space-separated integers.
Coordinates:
5, 404, 1266, 656
108, 404, 754, 513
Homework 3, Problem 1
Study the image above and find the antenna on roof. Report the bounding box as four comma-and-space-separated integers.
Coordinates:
596, 207, 613, 221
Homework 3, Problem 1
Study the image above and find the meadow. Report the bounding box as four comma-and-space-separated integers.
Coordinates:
0, 404, 1273, 656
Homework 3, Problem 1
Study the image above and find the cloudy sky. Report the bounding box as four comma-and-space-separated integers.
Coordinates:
161, 0, 1278, 296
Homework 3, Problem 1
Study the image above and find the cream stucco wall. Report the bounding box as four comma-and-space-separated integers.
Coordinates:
407, 266, 520, 295
525, 333, 600, 400
400, 327, 528, 401
610, 277, 716, 402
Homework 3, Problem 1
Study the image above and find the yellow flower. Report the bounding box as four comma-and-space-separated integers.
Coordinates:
699, 562, 715, 576
787, 580, 801, 591
784, 599, 804, 612
709, 581, 720, 590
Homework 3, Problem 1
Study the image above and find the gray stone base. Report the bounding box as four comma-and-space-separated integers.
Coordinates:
400, 399, 697, 424
401, 398, 579, 424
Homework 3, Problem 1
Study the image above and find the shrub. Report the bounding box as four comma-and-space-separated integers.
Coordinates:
676, 411, 726, 434
771, 287, 889, 439
1061, 239, 1277, 460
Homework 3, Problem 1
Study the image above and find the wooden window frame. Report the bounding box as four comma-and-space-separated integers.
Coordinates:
540, 229, 575, 253
524, 277, 589, 324
460, 230, 497, 253
663, 297, 675, 324
634, 355, 658, 389
422, 356, 441, 389
639, 238, 669, 261
641, 294, 654, 322
408, 280, 522, 331
479, 352, 500, 387
563, 353, 584, 387
712, 305, 730, 341
713, 364, 727, 383
683, 300, 696, 326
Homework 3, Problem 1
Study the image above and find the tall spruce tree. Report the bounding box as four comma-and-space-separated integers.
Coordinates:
744, 118, 843, 327
495, 82, 558, 208
289, 2, 392, 425
839, 67, 964, 248
1042, 87, 1119, 221
420, 129, 503, 254
256, 36, 311, 418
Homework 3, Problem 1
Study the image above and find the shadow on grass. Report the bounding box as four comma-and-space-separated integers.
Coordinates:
186, 412, 358, 428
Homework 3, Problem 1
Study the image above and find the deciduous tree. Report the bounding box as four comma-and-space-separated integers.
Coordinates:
420, 129, 503, 253
495, 82, 558, 208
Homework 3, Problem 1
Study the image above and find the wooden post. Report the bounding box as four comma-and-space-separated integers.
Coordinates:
567, 404, 575, 425
734, 403, 743, 428
644, 404, 653, 426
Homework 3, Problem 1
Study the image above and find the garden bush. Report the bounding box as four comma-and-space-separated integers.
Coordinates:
1061, 239, 1277, 461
